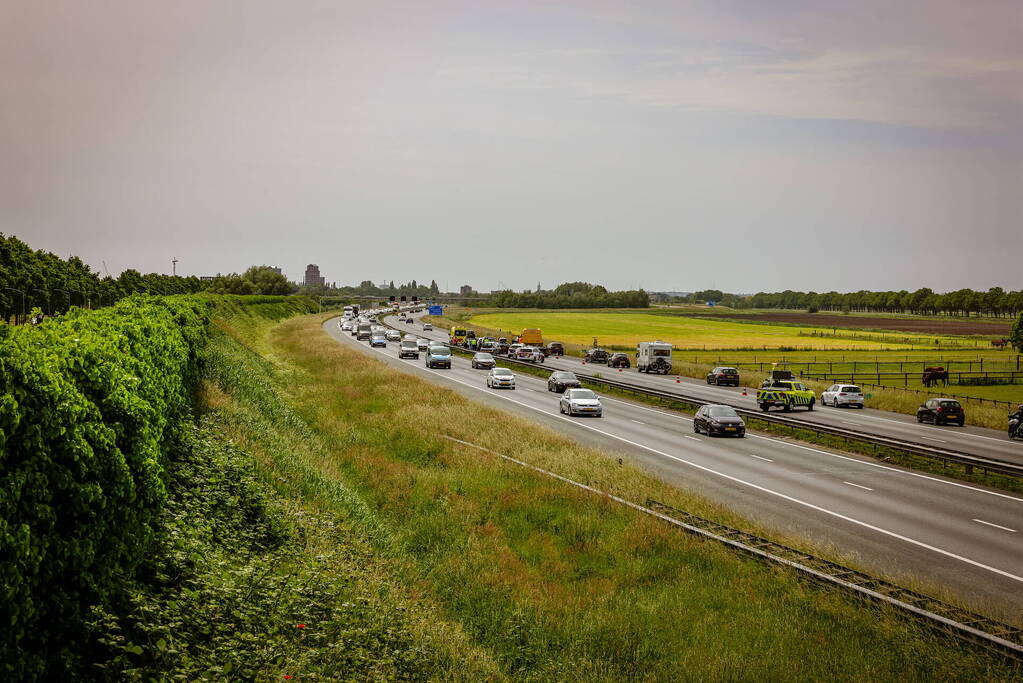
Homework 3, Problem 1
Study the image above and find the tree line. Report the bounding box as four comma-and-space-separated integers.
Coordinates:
746, 288, 1023, 317
489, 282, 649, 309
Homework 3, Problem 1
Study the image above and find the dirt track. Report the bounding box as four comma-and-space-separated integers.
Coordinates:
694, 313, 1011, 336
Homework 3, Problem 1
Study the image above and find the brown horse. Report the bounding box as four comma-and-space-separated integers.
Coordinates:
922, 367, 949, 388
991, 338, 1008, 349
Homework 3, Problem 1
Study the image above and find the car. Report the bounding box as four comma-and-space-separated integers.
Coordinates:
416, 338, 430, 351
583, 348, 609, 364
356, 323, 373, 340
693, 405, 746, 437
423, 323, 433, 331
478, 340, 496, 353
515, 346, 545, 363
399, 340, 419, 359
917, 398, 965, 426
472, 352, 497, 369
706, 367, 740, 386
425, 346, 451, 368
385, 329, 401, 342
547, 371, 581, 393
370, 333, 388, 348
560, 388, 602, 417
821, 384, 864, 408
407, 318, 416, 325
506, 343, 523, 358
493, 341, 510, 356
607, 352, 630, 368
487, 367, 516, 389
340, 320, 353, 331
546, 341, 565, 356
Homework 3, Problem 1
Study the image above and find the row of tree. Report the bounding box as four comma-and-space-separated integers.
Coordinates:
299, 279, 443, 298
489, 282, 650, 309
746, 288, 1023, 317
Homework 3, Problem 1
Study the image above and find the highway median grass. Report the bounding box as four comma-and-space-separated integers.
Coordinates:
196, 307, 1020, 679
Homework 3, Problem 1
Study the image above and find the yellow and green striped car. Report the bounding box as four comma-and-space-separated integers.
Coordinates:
756, 380, 816, 412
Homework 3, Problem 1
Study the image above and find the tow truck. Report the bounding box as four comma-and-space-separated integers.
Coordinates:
756, 370, 815, 412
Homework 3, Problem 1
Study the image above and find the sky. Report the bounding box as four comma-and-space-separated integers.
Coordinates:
2, 0, 1021, 293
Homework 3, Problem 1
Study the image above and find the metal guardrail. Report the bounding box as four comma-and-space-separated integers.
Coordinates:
443, 436, 1023, 662
379, 315, 1023, 479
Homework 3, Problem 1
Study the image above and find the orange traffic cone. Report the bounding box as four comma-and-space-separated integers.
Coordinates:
676, 376, 681, 383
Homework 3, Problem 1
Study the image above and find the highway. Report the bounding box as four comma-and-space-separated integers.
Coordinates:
394, 312, 1023, 466
326, 316, 1023, 624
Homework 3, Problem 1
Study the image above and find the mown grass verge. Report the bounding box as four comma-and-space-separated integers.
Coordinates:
199, 308, 1020, 680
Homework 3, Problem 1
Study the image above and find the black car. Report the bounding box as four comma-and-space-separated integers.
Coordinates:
607, 352, 631, 368
546, 341, 565, 356
706, 367, 740, 386
583, 348, 609, 364
693, 405, 746, 437
548, 371, 582, 393
917, 398, 965, 426
471, 352, 496, 369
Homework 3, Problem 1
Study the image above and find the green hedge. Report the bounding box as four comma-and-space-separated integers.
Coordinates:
0, 295, 211, 676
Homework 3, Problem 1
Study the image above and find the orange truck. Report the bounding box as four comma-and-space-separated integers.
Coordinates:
519, 328, 543, 346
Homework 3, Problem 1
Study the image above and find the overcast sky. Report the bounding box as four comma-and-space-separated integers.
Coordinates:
2, 1, 1020, 293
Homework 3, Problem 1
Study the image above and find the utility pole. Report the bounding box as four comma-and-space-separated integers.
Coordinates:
172, 257, 178, 277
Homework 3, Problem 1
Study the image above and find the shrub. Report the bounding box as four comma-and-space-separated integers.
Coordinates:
0, 295, 210, 676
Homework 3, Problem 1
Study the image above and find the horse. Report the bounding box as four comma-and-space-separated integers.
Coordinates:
921, 367, 949, 388
991, 338, 1008, 350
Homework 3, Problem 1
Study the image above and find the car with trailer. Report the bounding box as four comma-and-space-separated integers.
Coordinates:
693, 405, 746, 437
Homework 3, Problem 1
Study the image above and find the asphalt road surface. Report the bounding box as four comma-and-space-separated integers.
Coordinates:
326, 316, 1023, 624
394, 311, 1023, 466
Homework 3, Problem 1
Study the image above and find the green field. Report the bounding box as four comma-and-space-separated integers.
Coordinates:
468, 311, 979, 351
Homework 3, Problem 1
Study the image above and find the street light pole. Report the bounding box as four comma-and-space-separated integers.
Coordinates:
3, 287, 26, 323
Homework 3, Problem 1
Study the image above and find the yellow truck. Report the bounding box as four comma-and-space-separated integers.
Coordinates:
756, 370, 816, 412
519, 328, 543, 346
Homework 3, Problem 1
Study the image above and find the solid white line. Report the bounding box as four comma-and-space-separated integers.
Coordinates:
843, 481, 874, 491
683, 435, 701, 441
918, 436, 948, 443
600, 392, 1023, 504
630, 419, 645, 425
972, 519, 1017, 533
333, 324, 1023, 584
750, 454, 774, 462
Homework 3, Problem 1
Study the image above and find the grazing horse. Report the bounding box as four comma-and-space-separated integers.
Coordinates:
922, 367, 949, 388
991, 338, 1008, 350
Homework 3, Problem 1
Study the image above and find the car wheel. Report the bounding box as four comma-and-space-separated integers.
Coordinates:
917, 414, 924, 423
957, 419, 964, 427
693, 423, 700, 434
807, 398, 814, 412
559, 404, 564, 414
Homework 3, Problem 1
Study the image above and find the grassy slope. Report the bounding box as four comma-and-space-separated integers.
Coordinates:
468, 311, 978, 350
199, 305, 1019, 680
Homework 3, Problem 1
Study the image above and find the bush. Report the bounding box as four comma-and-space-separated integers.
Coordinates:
0, 295, 210, 676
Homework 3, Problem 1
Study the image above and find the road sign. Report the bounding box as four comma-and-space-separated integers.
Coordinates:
428, 305, 443, 315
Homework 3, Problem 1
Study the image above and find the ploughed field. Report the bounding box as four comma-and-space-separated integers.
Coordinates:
468, 311, 982, 351
678, 311, 1012, 337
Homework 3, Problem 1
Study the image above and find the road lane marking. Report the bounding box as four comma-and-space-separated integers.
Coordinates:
333, 324, 1023, 583
918, 436, 948, 443
843, 482, 874, 491
683, 435, 701, 441
750, 455, 774, 462
630, 419, 645, 425
972, 519, 1017, 533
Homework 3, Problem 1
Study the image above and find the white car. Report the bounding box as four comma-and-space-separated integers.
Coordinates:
560, 389, 603, 417
423, 323, 433, 331
486, 367, 516, 389
821, 384, 865, 408
340, 320, 353, 331
385, 329, 401, 342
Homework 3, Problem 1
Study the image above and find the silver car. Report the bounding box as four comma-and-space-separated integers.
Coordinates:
385, 329, 401, 342
560, 388, 602, 417
416, 338, 430, 351
821, 384, 865, 408
487, 367, 516, 389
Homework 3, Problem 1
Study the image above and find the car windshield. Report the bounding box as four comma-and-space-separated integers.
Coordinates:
552, 372, 577, 380
431, 348, 449, 355
493, 368, 513, 376
476, 353, 493, 360
707, 406, 738, 418
401, 341, 416, 347
568, 389, 597, 400
842, 386, 862, 393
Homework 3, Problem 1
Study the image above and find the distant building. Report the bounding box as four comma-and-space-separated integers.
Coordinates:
459, 284, 473, 296
199, 276, 216, 282
271, 266, 282, 275
304, 264, 325, 287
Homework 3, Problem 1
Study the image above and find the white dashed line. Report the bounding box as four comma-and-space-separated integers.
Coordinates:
843, 481, 874, 491
630, 419, 645, 425
683, 435, 701, 441
750, 454, 774, 462
972, 519, 1017, 533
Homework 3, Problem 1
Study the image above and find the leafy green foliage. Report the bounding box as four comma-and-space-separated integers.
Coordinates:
490, 282, 650, 309
1011, 312, 1023, 352
0, 295, 211, 676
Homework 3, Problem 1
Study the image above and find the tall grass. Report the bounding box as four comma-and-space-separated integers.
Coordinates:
202, 307, 1019, 680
